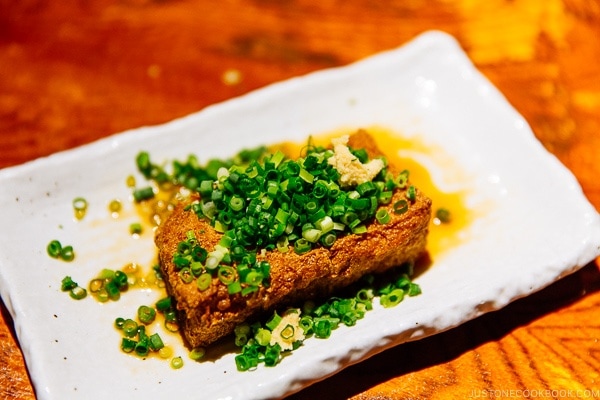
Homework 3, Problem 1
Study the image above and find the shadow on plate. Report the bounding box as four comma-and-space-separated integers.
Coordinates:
287, 261, 600, 399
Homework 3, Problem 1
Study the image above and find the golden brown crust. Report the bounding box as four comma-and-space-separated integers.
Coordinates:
155, 131, 432, 348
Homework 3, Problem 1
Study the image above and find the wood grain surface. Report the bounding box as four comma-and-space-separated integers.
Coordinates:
1, 0, 600, 399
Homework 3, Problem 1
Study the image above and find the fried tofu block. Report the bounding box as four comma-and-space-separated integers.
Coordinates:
155, 131, 432, 348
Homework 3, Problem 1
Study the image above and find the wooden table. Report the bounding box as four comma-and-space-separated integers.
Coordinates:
2, 1, 599, 398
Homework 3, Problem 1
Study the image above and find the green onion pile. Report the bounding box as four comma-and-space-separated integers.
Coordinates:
233, 265, 420, 371
173, 230, 270, 296
137, 140, 415, 296
87, 269, 130, 302
115, 297, 179, 360
184, 145, 411, 256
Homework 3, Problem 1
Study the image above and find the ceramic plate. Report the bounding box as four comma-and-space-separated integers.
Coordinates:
1, 31, 599, 400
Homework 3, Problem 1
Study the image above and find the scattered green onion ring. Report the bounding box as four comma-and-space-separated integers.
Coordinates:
133, 186, 155, 202
60, 245, 75, 261
137, 305, 156, 325
130, 222, 143, 235
72, 197, 88, 220
69, 286, 87, 300
375, 209, 391, 224
47, 240, 62, 258
393, 199, 408, 215
48, 240, 75, 261
189, 347, 206, 361
380, 288, 405, 308
196, 273, 212, 291
406, 185, 416, 202
122, 319, 138, 338
170, 356, 184, 369
108, 199, 122, 214
149, 333, 164, 351
121, 338, 136, 353
435, 208, 451, 224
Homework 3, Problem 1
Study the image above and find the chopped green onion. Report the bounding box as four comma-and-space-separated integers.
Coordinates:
264, 344, 281, 367
164, 313, 179, 332
406, 185, 416, 202
351, 224, 367, 234
313, 318, 333, 338
380, 288, 405, 308
254, 328, 271, 346
47, 240, 62, 258
170, 356, 184, 369
141, 136, 424, 357
266, 313, 282, 331
133, 186, 155, 202
231, 260, 421, 371
137, 305, 156, 325
293, 238, 311, 254
435, 208, 451, 224
378, 190, 393, 204
408, 283, 422, 297
108, 199, 122, 214
241, 285, 259, 296
235, 354, 255, 371
299, 316, 313, 334
130, 222, 143, 235
320, 232, 337, 247
61, 276, 77, 291
97, 268, 115, 280
135, 339, 149, 357
158, 346, 174, 359
149, 333, 164, 351
96, 290, 109, 303
302, 228, 322, 243
121, 338, 137, 353
298, 167, 314, 183
356, 181, 377, 196
234, 324, 250, 346
393, 199, 408, 215
356, 288, 374, 304
155, 296, 173, 312
218, 266, 236, 285
48, 240, 75, 261
178, 267, 194, 284
396, 169, 409, 189
227, 280, 242, 294
126, 175, 136, 188
244, 271, 263, 286
69, 286, 87, 300
196, 273, 212, 291
72, 197, 88, 220
375, 209, 391, 224
115, 317, 125, 329
136, 151, 151, 175
189, 347, 206, 361
60, 245, 75, 261
105, 280, 121, 301
113, 270, 128, 289
122, 319, 138, 338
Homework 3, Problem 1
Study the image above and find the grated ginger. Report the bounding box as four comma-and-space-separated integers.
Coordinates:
269, 309, 305, 351
327, 135, 384, 187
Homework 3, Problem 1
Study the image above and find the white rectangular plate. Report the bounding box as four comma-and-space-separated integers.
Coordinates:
1, 31, 599, 400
